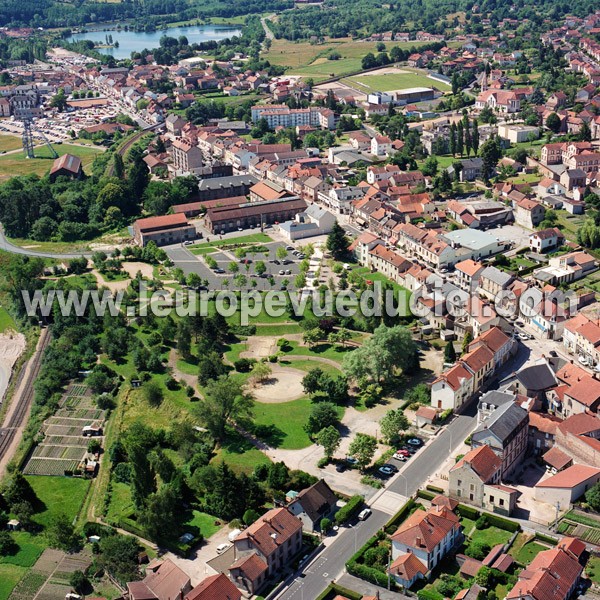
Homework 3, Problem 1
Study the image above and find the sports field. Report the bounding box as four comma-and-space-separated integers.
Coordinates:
346, 70, 451, 92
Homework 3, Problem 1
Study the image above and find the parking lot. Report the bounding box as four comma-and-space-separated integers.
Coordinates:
165, 238, 312, 291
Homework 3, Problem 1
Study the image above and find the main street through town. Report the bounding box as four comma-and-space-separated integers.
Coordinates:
275, 405, 478, 600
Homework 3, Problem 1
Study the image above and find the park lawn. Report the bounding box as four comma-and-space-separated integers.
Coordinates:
468, 524, 513, 548
460, 517, 477, 536
0, 134, 23, 153
0, 305, 16, 333
26, 476, 91, 528
347, 70, 451, 92
281, 359, 342, 375
254, 323, 304, 335
0, 532, 45, 568
0, 143, 103, 181
505, 173, 542, 185
212, 429, 272, 474
0, 564, 27, 600
224, 342, 248, 364
279, 340, 352, 364
417, 154, 456, 170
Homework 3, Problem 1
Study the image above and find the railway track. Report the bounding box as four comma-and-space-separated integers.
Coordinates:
0, 328, 50, 462
106, 123, 162, 178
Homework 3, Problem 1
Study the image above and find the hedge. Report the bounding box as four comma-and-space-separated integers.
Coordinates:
417, 489, 436, 501
457, 504, 481, 520
485, 513, 520, 532
417, 589, 445, 600
335, 495, 364, 524
385, 498, 416, 534
426, 484, 444, 494
535, 532, 558, 545
347, 561, 392, 588
316, 584, 363, 600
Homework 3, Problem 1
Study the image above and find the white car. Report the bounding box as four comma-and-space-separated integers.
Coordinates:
216, 543, 231, 555
358, 508, 371, 521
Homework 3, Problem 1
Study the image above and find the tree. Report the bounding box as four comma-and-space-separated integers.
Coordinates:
480, 137, 502, 183
466, 541, 491, 560
98, 535, 141, 584
50, 88, 67, 111
545, 112, 561, 134
303, 327, 323, 348
113, 153, 125, 179
444, 342, 457, 364
122, 422, 157, 509
452, 71, 460, 96
579, 120, 592, 142
343, 325, 418, 386
276, 246, 288, 260
472, 118, 480, 155
421, 156, 438, 176
198, 351, 227, 386
143, 381, 164, 407
0, 531, 17, 557
461, 331, 473, 355
348, 433, 377, 471
194, 375, 254, 441
585, 482, 600, 511
139, 484, 179, 541
305, 402, 339, 436
326, 221, 350, 259
251, 361, 272, 384
315, 426, 341, 460
70, 571, 90, 595
46, 514, 81, 551
379, 409, 409, 445
177, 319, 192, 359
243, 509, 260, 525
320, 517, 332, 533
329, 328, 350, 347
255, 260, 266, 276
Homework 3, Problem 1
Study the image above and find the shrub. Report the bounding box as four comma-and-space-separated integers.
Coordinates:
268, 354, 279, 363
486, 513, 520, 532
456, 504, 480, 520
233, 358, 255, 372
417, 489, 436, 500
165, 377, 180, 391
317, 457, 328, 469
230, 325, 256, 336
475, 515, 489, 530
417, 590, 444, 600
320, 517, 332, 533
426, 484, 444, 494
361, 475, 383, 489
465, 541, 491, 560
335, 495, 364, 524
346, 561, 391, 588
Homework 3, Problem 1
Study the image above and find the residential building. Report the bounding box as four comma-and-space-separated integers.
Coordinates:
471, 402, 529, 477
447, 158, 484, 182
554, 413, 600, 467
169, 139, 203, 175
534, 251, 598, 286
449, 445, 517, 516
133, 213, 196, 247
514, 198, 545, 229
184, 573, 241, 600
231, 507, 303, 591
431, 363, 475, 412
126, 559, 192, 600
390, 505, 462, 586
477, 266, 514, 301
454, 259, 485, 291
506, 538, 584, 600
529, 228, 565, 253
287, 479, 338, 533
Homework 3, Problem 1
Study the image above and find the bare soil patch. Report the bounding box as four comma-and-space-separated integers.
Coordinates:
251, 364, 306, 403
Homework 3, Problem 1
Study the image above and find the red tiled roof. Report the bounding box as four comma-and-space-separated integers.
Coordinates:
564, 376, 600, 408
536, 464, 600, 489
542, 446, 572, 471
185, 573, 241, 600
557, 537, 586, 559
434, 363, 473, 391
135, 213, 188, 231
389, 552, 427, 580
50, 153, 82, 175
431, 495, 458, 511
391, 506, 459, 552
229, 552, 267, 582
455, 259, 484, 277
236, 508, 302, 557
557, 413, 600, 437
528, 412, 562, 435
452, 445, 501, 483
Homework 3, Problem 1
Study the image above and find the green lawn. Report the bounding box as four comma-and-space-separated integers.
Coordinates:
253, 396, 344, 450
509, 536, 547, 565
280, 359, 341, 375
279, 340, 351, 364
586, 555, 600, 584
26, 476, 91, 528
189, 233, 273, 251
468, 524, 513, 548
0, 134, 23, 153
212, 429, 272, 474
0, 305, 16, 333
347, 70, 451, 92
186, 510, 222, 540
0, 532, 45, 568
0, 564, 27, 600
0, 143, 103, 182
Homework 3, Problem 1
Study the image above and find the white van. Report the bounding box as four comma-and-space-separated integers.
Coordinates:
358, 508, 371, 521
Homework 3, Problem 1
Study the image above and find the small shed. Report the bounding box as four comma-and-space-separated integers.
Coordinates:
7, 519, 20, 531
415, 406, 438, 427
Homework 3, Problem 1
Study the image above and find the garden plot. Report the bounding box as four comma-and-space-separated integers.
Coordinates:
22, 384, 105, 477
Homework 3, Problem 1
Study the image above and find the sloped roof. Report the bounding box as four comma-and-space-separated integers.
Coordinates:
184, 573, 241, 600
536, 464, 600, 489
389, 552, 427, 580
542, 446, 572, 471
451, 444, 501, 482
236, 508, 302, 557
473, 402, 528, 444
391, 505, 459, 552
292, 479, 337, 524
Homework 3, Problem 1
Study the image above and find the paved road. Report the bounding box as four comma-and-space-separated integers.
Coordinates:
275, 406, 478, 600
0, 225, 93, 259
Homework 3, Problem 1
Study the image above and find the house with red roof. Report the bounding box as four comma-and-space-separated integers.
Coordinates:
507, 537, 584, 600
184, 573, 241, 600
535, 464, 600, 506
449, 445, 518, 516
389, 505, 462, 588
133, 213, 196, 247
127, 559, 191, 600
554, 413, 600, 467
515, 198, 545, 229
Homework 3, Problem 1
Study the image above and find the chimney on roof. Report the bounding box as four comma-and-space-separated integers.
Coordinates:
416, 536, 422, 547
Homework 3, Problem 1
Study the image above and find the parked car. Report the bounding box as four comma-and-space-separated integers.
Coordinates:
393, 453, 407, 461
278, 270, 285, 275
282, 259, 293, 265
383, 463, 398, 473
213, 268, 225, 274
378, 466, 395, 477
216, 543, 230, 555
285, 269, 292, 275
358, 508, 371, 521
395, 449, 410, 457
335, 462, 346, 472
183, 240, 194, 246
407, 438, 422, 446
346, 456, 358, 465
286, 246, 294, 251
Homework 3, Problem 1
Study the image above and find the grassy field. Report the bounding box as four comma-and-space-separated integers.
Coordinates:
508, 534, 547, 565
0, 532, 45, 569
0, 134, 24, 153
26, 476, 91, 528
468, 524, 513, 548
0, 143, 103, 182
0, 305, 16, 333
586, 555, 600, 584
211, 428, 272, 474
0, 564, 27, 600
189, 233, 273, 254
347, 70, 451, 92
263, 38, 431, 80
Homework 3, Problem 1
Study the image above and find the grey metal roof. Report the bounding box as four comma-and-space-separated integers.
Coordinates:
198, 174, 258, 191
481, 266, 513, 287
515, 362, 557, 392
478, 390, 516, 410
473, 401, 528, 443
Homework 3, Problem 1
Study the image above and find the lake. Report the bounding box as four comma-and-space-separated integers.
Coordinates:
67, 24, 242, 60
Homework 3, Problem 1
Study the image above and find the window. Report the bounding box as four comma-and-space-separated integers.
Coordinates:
499, 498, 504, 506
489, 495, 495, 503
470, 484, 475, 491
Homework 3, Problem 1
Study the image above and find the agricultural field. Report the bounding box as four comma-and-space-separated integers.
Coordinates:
558, 511, 600, 545
0, 143, 103, 182
263, 38, 431, 80
345, 69, 451, 92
